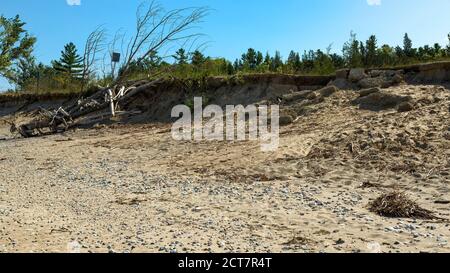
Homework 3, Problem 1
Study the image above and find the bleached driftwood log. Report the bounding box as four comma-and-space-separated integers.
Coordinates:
12, 77, 167, 137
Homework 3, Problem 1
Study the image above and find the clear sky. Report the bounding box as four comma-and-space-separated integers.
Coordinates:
1, 0, 450, 90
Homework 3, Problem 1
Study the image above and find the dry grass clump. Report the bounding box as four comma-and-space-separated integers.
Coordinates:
369, 191, 437, 220
283, 234, 314, 246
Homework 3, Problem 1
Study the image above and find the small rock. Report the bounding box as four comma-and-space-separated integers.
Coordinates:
358, 77, 388, 89
369, 70, 382, 77
279, 115, 294, 126
336, 69, 350, 79
391, 74, 404, 84
349, 68, 367, 82
317, 86, 338, 97
397, 102, 415, 112
358, 87, 381, 98
328, 78, 352, 90
192, 207, 203, 212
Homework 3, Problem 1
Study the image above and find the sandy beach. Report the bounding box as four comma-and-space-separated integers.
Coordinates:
1, 83, 449, 253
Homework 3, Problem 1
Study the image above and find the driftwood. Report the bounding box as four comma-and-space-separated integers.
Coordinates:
12, 78, 161, 138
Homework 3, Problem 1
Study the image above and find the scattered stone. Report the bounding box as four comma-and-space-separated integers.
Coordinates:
279, 115, 294, 126
369, 70, 382, 77
391, 74, 404, 84
328, 78, 352, 90
317, 86, 338, 97
367, 242, 381, 253
282, 90, 313, 103
358, 77, 389, 89
336, 69, 350, 79
192, 207, 204, 212
397, 102, 415, 112
348, 68, 367, 82
306, 92, 318, 100
357, 87, 381, 98
352, 91, 412, 111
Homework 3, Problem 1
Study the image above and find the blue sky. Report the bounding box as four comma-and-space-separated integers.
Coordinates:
1, 0, 450, 90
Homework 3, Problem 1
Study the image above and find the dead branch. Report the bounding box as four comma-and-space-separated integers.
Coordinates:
81, 26, 107, 92
115, 1, 209, 84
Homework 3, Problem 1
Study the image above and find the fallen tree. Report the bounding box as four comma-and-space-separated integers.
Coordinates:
11, 78, 165, 137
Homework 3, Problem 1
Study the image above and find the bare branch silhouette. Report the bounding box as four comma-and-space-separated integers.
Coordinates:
81, 26, 107, 91
115, 1, 209, 85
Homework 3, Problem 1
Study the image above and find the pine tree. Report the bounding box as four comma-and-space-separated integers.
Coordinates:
52, 42, 83, 78
256, 51, 263, 67
403, 33, 414, 57
263, 52, 271, 68
395, 45, 405, 62
287, 50, 297, 67
11, 55, 37, 89
302, 50, 315, 72
271, 51, 283, 71
433, 43, 442, 57
174, 48, 188, 65
360, 41, 367, 65
191, 50, 205, 66
233, 58, 241, 71
0, 15, 36, 81
241, 48, 258, 70
294, 52, 301, 71
313, 49, 335, 75
287, 51, 301, 72
145, 50, 162, 68
330, 53, 344, 69
365, 35, 378, 67
447, 33, 450, 56
343, 32, 363, 68
226, 61, 235, 75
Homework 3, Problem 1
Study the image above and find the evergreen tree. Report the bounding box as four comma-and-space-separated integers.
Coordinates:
447, 33, 450, 56
360, 41, 367, 65
433, 43, 442, 57
11, 55, 37, 89
365, 35, 378, 67
395, 45, 405, 62
263, 52, 271, 67
330, 53, 344, 69
233, 58, 241, 71
271, 51, 283, 71
174, 48, 188, 65
313, 49, 335, 75
145, 50, 162, 68
294, 52, 301, 71
191, 50, 205, 66
287, 50, 297, 68
226, 61, 235, 75
343, 32, 363, 68
241, 48, 258, 70
0, 15, 36, 81
256, 51, 263, 67
52, 42, 83, 78
286, 51, 302, 72
302, 50, 315, 72
403, 33, 414, 57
